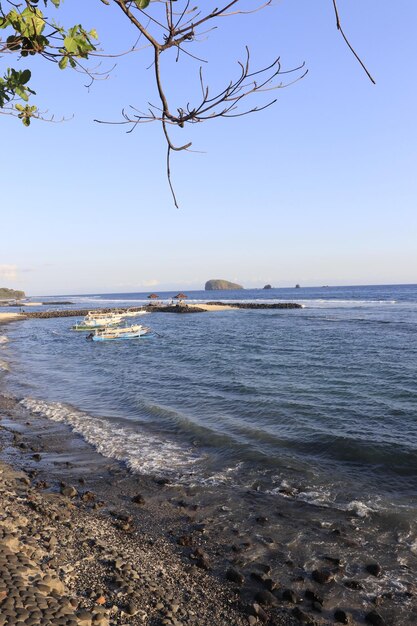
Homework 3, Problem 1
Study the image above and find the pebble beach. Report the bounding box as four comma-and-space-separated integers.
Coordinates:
0, 393, 299, 626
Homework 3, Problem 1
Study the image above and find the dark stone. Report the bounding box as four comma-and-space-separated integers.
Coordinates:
334, 609, 349, 623
365, 611, 386, 626
344, 579, 364, 590
312, 568, 333, 584
192, 549, 210, 570
282, 589, 296, 603
292, 606, 310, 622
254, 590, 277, 606
60, 485, 78, 498
177, 535, 193, 547
131, 494, 145, 505
366, 563, 382, 577
263, 285, 272, 289
305, 589, 323, 605
126, 603, 137, 616
226, 567, 245, 586
256, 516, 268, 525
32, 453, 41, 461
250, 572, 265, 583
81, 491, 95, 502
247, 603, 268, 623
263, 578, 277, 592
195, 556, 210, 570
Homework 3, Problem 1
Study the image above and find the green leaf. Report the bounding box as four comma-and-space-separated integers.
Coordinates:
59, 55, 68, 70
20, 8, 46, 37
20, 69, 31, 85
15, 86, 29, 101
134, 0, 151, 8
6, 36, 21, 51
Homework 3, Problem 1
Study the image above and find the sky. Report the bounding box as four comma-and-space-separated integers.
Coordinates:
1, 0, 416, 296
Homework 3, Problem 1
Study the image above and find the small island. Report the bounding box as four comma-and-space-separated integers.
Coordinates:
263, 284, 272, 289
205, 279, 243, 290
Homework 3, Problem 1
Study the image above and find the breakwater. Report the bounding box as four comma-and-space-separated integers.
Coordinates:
22, 302, 302, 319
207, 302, 302, 309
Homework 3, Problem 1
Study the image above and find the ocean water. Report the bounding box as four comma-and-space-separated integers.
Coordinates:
1, 284, 417, 520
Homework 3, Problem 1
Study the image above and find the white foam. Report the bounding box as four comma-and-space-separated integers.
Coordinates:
0, 335, 9, 345
0, 359, 10, 371
19, 397, 201, 478
344, 500, 375, 518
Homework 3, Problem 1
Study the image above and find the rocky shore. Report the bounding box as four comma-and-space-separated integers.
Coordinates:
0, 391, 414, 626
0, 396, 302, 626
1, 315, 414, 626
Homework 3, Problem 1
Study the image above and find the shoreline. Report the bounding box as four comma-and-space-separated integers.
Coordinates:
0, 394, 298, 626
0, 316, 415, 626
1, 392, 414, 625
0, 312, 24, 323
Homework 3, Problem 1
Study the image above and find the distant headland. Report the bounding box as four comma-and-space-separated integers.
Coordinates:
0, 287, 25, 300
205, 279, 243, 290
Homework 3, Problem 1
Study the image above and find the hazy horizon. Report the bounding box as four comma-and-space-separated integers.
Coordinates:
12, 281, 417, 299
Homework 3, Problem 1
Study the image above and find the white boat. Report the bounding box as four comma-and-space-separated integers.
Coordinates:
119, 309, 149, 318
71, 311, 122, 331
88, 324, 152, 342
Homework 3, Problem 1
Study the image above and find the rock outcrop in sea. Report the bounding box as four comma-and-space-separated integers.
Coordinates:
263, 284, 272, 289
205, 279, 243, 290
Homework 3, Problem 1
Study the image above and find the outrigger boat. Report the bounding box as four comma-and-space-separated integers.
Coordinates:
87, 324, 151, 342
71, 316, 121, 331
71, 309, 148, 332
119, 308, 149, 318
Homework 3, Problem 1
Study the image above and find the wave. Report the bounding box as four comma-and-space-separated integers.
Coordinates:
0, 335, 9, 345
269, 480, 379, 518
19, 397, 201, 478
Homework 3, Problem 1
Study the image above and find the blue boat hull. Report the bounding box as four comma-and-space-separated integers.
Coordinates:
92, 332, 153, 342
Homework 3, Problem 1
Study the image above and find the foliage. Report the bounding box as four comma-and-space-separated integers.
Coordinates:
0, 1, 374, 204
0, 0, 97, 124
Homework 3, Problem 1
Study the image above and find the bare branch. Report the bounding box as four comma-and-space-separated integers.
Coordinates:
331, 0, 375, 84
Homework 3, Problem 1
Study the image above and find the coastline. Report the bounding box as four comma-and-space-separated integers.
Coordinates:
1, 312, 416, 626
0, 312, 24, 323
0, 393, 298, 626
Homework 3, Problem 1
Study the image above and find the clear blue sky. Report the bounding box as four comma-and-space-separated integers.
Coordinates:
1, 1, 416, 295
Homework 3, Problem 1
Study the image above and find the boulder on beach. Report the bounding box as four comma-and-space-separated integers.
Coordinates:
205, 279, 243, 290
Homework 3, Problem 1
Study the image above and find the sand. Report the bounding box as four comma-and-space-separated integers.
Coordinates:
185, 303, 233, 311
0, 312, 25, 323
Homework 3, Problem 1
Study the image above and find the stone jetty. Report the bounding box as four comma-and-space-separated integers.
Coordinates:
21, 302, 302, 320
206, 302, 302, 310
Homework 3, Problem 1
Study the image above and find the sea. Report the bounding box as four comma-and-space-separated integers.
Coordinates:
1, 284, 416, 621
2, 284, 416, 510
